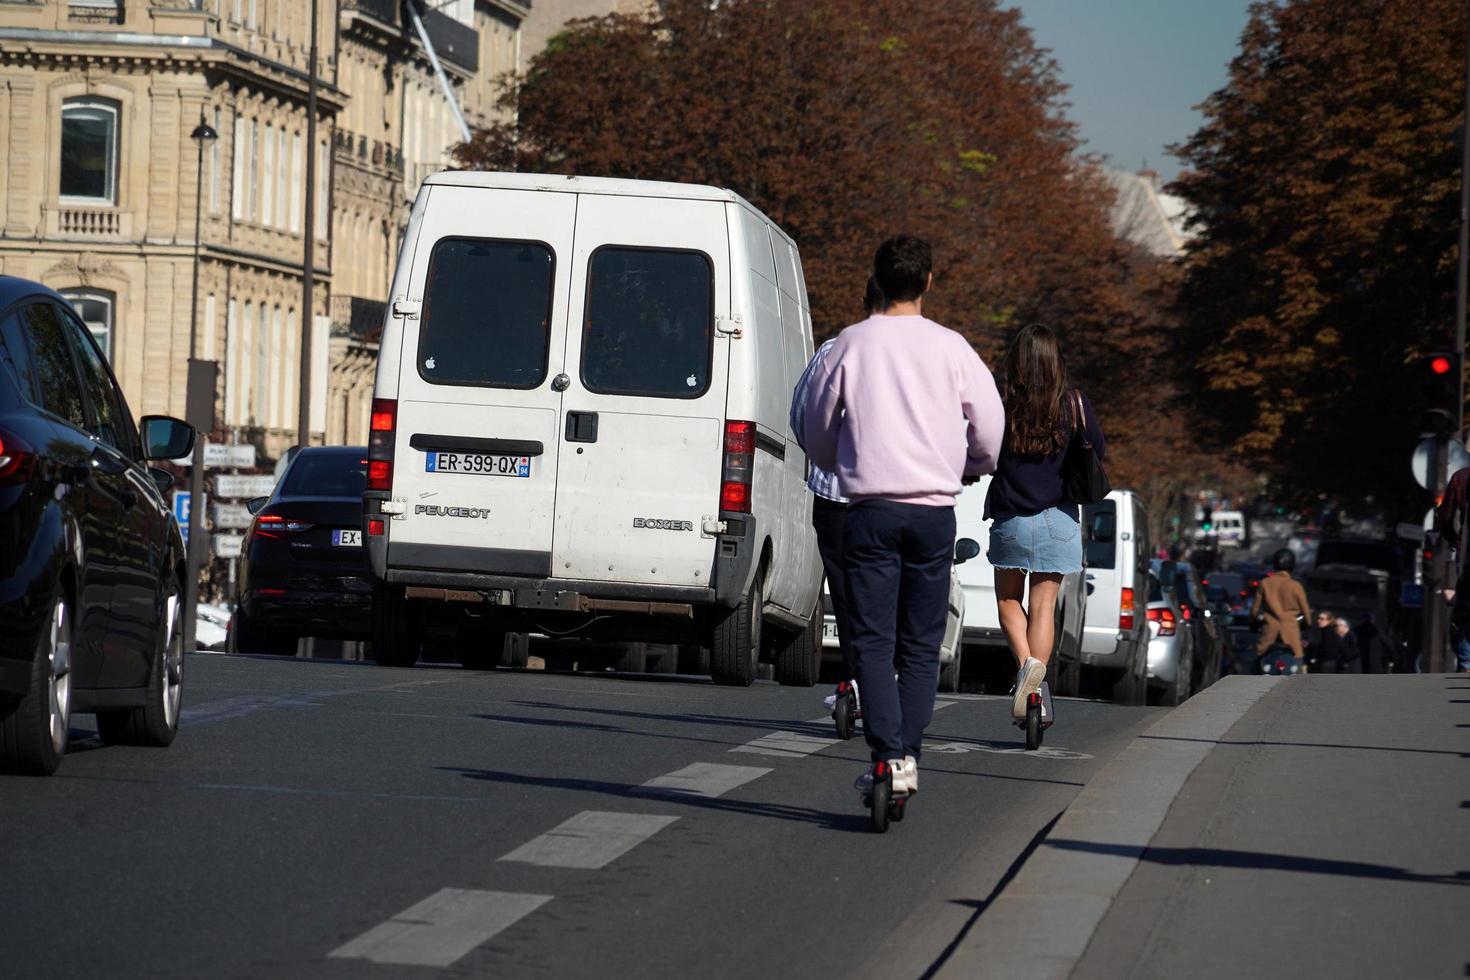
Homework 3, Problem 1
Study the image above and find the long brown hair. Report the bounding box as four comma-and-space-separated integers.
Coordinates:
1001, 324, 1068, 457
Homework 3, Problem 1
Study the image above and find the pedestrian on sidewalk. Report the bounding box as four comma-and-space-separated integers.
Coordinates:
1308, 609, 1351, 673
1251, 549, 1311, 661
983, 324, 1106, 718
789, 277, 886, 713
803, 236, 1004, 799
1433, 462, 1470, 673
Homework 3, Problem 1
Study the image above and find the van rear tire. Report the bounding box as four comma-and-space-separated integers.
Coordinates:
371, 583, 422, 668
774, 605, 820, 687
709, 571, 762, 687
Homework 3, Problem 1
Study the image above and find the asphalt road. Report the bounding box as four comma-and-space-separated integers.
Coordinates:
1, 654, 1161, 979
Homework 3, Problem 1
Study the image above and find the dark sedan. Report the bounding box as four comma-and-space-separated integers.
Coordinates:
0, 277, 194, 775
231, 447, 372, 655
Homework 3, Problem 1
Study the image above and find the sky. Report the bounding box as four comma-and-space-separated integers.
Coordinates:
1009, 0, 1257, 181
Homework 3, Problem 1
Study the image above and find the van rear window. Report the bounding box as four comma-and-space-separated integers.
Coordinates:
418, 238, 554, 389
1084, 501, 1117, 569
581, 247, 713, 399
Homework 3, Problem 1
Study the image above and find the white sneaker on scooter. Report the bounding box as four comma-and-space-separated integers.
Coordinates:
1013, 657, 1045, 719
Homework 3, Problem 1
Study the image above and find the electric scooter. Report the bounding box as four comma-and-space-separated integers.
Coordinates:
1015, 680, 1054, 750
861, 760, 909, 833
832, 679, 860, 740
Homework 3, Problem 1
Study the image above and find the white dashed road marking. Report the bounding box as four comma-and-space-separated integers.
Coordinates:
328, 888, 552, 968
731, 730, 840, 758
498, 811, 679, 869
637, 762, 772, 799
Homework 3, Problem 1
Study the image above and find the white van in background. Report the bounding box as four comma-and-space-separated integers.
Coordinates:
1080, 490, 1151, 704
951, 478, 1087, 694
363, 172, 823, 687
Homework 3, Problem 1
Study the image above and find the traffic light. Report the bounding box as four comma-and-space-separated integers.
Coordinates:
1419, 351, 1460, 435
1202, 504, 1214, 533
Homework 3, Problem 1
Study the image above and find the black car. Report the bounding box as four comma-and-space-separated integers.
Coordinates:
0, 277, 195, 775
231, 446, 372, 655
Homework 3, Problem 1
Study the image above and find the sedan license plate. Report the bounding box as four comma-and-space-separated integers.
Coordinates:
425, 451, 531, 478
333, 529, 362, 547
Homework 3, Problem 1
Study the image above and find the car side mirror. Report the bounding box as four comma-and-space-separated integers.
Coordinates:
954, 538, 981, 565
139, 415, 195, 460
246, 496, 269, 515
147, 467, 174, 496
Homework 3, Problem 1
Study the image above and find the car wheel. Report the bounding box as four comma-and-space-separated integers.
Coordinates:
1161, 651, 1190, 707
709, 568, 762, 687
371, 583, 422, 668
774, 603, 821, 687
0, 587, 73, 775
231, 610, 296, 657
98, 579, 184, 747
938, 643, 963, 693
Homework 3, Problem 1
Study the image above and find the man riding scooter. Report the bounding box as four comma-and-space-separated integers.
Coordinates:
1252, 548, 1312, 667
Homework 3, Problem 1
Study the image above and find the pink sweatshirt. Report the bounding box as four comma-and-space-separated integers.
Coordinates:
802, 314, 1005, 506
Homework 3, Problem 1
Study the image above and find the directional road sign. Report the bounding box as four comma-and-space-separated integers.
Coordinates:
215, 474, 277, 499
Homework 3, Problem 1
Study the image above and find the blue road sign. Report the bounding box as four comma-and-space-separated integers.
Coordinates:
173, 491, 191, 545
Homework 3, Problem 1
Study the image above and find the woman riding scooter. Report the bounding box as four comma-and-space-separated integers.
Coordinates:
1252, 548, 1312, 667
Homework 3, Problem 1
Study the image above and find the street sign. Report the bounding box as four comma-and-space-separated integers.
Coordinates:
211, 534, 244, 559
211, 503, 254, 530
214, 474, 277, 499
204, 443, 257, 468
172, 490, 191, 526
1412, 436, 1470, 490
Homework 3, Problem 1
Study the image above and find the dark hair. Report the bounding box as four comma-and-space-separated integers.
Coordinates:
1000, 324, 1068, 457
863, 276, 885, 315
1272, 548, 1296, 572
873, 236, 931, 303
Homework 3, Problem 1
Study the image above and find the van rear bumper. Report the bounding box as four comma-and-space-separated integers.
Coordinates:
384, 567, 718, 608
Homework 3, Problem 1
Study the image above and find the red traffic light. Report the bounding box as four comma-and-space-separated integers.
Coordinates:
1431, 355, 1454, 375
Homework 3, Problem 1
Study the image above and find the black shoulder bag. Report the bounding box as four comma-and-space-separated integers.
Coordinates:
1062, 390, 1111, 504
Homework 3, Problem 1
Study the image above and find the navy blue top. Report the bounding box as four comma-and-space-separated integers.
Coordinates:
985, 390, 1106, 522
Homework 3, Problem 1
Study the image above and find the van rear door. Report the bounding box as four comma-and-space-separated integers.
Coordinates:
1081, 498, 1123, 655
387, 186, 575, 578
552, 194, 731, 589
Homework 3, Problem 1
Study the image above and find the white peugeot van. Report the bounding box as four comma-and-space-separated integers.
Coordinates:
952, 478, 1087, 695
1079, 490, 1151, 703
362, 173, 824, 687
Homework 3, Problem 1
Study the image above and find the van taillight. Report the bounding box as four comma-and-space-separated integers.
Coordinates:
721, 420, 755, 514
368, 397, 396, 491
1120, 587, 1135, 631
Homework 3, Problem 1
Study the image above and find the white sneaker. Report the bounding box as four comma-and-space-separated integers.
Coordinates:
823, 692, 838, 710
1013, 657, 1045, 719
854, 758, 909, 796
901, 755, 919, 795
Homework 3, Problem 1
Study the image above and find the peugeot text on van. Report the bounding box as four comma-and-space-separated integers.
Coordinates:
362, 173, 824, 687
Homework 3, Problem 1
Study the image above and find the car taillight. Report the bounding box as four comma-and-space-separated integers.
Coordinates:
0, 428, 36, 486
720, 420, 755, 514
250, 514, 314, 539
368, 397, 396, 491
1119, 587, 1135, 631
368, 518, 385, 536
1180, 604, 1192, 622
1157, 607, 1177, 635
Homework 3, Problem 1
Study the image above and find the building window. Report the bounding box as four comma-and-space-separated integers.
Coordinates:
210, 107, 222, 213
60, 98, 119, 203
60, 289, 115, 360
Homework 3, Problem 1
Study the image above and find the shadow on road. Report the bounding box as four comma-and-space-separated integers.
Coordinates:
1046, 839, 1470, 886
438, 765, 871, 832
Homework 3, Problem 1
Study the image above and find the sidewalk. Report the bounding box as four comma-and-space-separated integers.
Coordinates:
937, 674, 1469, 979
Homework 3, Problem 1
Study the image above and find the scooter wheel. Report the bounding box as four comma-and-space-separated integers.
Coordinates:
1026, 704, 1043, 751
870, 776, 891, 834
835, 692, 855, 741
889, 795, 907, 823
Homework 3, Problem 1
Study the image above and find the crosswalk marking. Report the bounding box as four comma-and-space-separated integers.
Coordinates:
731, 730, 840, 758
328, 888, 551, 967
637, 762, 772, 798
498, 811, 679, 869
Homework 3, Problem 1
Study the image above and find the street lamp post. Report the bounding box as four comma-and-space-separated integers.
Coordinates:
298, 0, 319, 451
184, 117, 218, 654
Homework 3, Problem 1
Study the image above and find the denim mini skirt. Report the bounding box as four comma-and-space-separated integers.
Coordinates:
986, 507, 1083, 575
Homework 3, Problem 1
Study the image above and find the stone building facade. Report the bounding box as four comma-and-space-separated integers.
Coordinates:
0, 0, 627, 458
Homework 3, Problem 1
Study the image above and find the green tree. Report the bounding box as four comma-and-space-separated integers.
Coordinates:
1173, 0, 1468, 514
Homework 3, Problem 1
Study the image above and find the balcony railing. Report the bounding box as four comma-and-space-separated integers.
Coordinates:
49, 205, 132, 239
334, 130, 405, 177
331, 295, 388, 343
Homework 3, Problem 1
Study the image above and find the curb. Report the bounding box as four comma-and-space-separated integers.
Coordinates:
933, 675, 1282, 980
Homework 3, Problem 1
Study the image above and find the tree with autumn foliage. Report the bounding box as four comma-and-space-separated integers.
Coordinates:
455, 0, 1214, 533
1173, 0, 1468, 516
